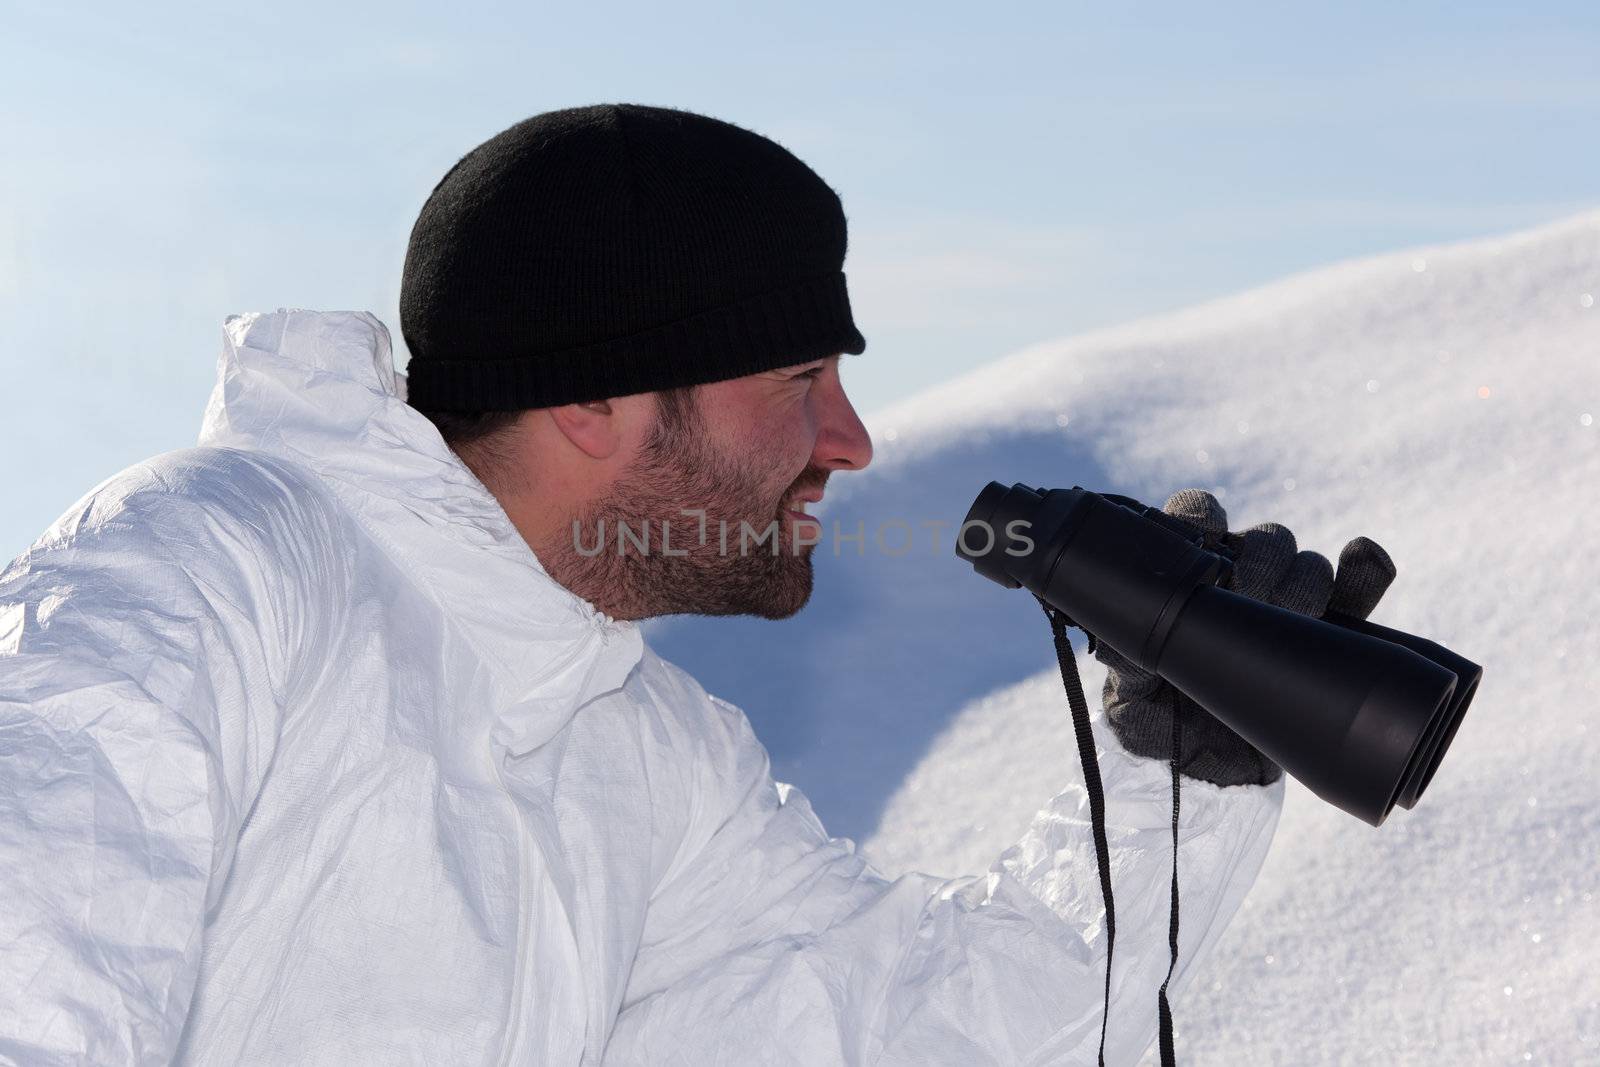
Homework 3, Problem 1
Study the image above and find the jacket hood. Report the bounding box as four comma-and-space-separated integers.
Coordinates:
197, 308, 643, 755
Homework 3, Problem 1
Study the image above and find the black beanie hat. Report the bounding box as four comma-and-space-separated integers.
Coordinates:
399, 103, 868, 411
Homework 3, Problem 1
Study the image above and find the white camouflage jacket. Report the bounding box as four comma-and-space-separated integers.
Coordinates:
0, 309, 1282, 1065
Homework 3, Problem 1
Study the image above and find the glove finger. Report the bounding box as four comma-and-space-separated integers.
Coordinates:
1162, 488, 1229, 541
1272, 548, 1335, 616
1092, 636, 1143, 677
1101, 659, 1164, 705
1223, 522, 1297, 601
1094, 639, 1162, 696
1326, 536, 1397, 620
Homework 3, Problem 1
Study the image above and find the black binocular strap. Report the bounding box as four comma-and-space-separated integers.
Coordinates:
1157, 686, 1183, 1067
1041, 602, 1182, 1067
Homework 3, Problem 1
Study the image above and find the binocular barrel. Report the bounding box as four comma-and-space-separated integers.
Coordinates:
956, 481, 1481, 827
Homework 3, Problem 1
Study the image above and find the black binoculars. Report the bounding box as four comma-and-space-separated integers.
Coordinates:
955, 482, 1481, 827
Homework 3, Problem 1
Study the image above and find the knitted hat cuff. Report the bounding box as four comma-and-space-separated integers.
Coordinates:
405, 270, 866, 412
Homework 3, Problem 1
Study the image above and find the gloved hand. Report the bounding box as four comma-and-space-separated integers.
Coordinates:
1093, 488, 1398, 787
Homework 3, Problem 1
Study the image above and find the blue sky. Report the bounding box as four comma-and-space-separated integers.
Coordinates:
3, 1, 1597, 556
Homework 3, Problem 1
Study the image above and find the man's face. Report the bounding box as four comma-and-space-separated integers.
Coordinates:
570, 355, 873, 620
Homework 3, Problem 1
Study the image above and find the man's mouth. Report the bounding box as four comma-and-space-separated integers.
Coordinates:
784, 490, 824, 520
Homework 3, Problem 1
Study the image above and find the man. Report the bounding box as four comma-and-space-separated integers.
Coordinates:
0, 104, 1393, 1064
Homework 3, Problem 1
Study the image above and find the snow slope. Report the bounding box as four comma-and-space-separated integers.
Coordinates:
644, 210, 1600, 1064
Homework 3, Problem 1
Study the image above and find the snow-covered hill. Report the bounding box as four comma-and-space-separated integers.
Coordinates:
645, 210, 1600, 1064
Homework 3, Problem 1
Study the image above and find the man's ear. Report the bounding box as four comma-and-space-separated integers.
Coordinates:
546, 398, 623, 460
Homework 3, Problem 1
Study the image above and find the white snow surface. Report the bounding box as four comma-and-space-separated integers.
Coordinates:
645, 209, 1600, 1065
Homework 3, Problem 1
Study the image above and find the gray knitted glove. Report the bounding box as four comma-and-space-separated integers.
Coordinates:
1093, 488, 1398, 787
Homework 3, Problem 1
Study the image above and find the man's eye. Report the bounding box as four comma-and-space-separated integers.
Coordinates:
796, 367, 826, 380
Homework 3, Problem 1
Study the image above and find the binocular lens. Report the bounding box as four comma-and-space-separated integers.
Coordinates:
1322, 610, 1483, 810
1405, 670, 1479, 808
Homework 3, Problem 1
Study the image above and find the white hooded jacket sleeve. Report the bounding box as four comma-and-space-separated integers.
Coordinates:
608, 666, 1283, 1066
0, 452, 338, 1064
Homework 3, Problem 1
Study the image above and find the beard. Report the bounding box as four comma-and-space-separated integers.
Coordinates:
544, 406, 827, 622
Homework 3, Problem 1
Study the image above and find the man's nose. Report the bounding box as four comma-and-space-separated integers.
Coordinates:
814, 384, 873, 472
